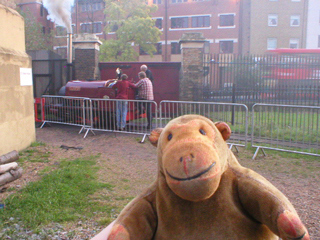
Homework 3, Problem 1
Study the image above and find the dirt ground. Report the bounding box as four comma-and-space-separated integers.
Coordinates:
2, 123, 320, 239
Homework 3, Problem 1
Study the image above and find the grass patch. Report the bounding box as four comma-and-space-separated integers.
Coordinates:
30, 142, 46, 147
0, 155, 113, 229
18, 142, 52, 163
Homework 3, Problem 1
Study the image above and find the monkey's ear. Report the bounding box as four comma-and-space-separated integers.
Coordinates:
148, 128, 163, 147
215, 122, 231, 141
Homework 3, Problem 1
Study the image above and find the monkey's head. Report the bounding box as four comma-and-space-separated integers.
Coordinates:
149, 115, 231, 202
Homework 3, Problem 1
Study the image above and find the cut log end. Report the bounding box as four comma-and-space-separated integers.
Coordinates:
0, 150, 19, 165
0, 167, 23, 187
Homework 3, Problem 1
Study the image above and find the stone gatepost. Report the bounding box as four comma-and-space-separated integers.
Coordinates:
73, 34, 102, 80
179, 33, 206, 101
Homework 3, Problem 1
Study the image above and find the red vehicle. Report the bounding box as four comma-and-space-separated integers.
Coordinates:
42, 62, 181, 128
46, 78, 145, 128
264, 49, 320, 86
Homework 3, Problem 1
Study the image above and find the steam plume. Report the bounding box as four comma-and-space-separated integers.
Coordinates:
43, 0, 74, 33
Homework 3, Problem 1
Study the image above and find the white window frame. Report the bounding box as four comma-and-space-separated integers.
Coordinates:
153, 17, 163, 31
290, 15, 300, 27
267, 38, 277, 50
191, 15, 211, 28
218, 13, 236, 29
80, 22, 91, 33
92, 21, 103, 35
169, 14, 212, 31
289, 38, 299, 49
268, 14, 278, 27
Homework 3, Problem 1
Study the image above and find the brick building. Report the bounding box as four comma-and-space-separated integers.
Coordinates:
248, 0, 308, 54
15, 0, 318, 60
15, 0, 54, 36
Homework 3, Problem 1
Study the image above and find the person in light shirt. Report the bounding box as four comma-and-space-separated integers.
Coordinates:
134, 71, 154, 129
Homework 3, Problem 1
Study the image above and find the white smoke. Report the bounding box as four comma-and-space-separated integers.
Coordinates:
43, 0, 74, 33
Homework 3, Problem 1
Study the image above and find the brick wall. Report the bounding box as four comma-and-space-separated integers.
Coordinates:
179, 33, 205, 101
74, 48, 99, 80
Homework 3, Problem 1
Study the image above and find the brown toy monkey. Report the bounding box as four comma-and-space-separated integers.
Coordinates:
105, 115, 309, 240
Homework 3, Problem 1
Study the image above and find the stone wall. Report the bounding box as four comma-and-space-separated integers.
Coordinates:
0, 4, 35, 155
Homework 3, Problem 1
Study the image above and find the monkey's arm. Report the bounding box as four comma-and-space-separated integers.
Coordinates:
236, 168, 309, 240
108, 186, 157, 240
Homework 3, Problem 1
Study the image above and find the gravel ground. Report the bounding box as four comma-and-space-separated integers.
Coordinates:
1, 123, 319, 239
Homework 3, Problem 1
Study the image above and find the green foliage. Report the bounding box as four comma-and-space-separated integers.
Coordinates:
19, 9, 54, 51
0, 156, 112, 229
100, 0, 161, 61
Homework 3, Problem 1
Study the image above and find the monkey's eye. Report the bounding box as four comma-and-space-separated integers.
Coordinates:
167, 133, 173, 141
199, 129, 206, 135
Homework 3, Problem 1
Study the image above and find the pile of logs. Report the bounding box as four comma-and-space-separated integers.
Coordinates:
0, 150, 23, 187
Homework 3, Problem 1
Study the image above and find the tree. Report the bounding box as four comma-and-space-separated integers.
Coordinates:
100, 0, 161, 62
20, 10, 54, 51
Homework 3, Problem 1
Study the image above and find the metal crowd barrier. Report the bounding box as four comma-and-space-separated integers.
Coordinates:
87, 98, 158, 140
251, 103, 320, 159
40, 96, 158, 139
159, 101, 249, 149
40, 95, 91, 134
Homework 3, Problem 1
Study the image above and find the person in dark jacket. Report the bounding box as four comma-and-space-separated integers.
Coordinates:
140, 64, 154, 83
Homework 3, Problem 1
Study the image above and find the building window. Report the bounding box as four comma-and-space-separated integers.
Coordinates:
155, 42, 162, 55
93, 22, 102, 33
290, 15, 300, 27
81, 3, 93, 12
289, 38, 299, 49
219, 41, 233, 53
155, 18, 162, 29
219, 14, 235, 27
171, 17, 188, 28
171, 42, 181, 54
268, 14, 278, 26
191, 15, 210, 28
153, 0, 162, 3
81, 23, 91, 33
106, 22, 119, 33
267, 38, 277, 49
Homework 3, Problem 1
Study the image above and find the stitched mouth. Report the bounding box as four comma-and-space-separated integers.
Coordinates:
166, 162, 216, 181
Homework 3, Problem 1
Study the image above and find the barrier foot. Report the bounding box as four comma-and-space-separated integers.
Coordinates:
228, 144, 239, 153
40, 121, 46, 128
139, 134, 147, 143
252, 147, 266, 160
79, 126, 85, 134
83, 128, 95, 138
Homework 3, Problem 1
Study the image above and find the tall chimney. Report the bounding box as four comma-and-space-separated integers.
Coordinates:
67, 32, 73, 82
